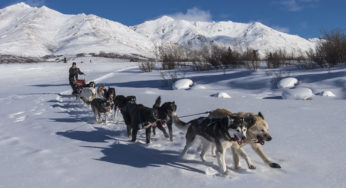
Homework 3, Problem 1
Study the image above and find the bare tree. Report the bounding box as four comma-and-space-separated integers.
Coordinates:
313, 29, 346, 67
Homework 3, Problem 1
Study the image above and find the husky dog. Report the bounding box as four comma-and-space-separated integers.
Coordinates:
173, 115, 247, 173
80, 87, 96, 104
208, 109, 281, 169
105, 87, 116, 102
152, 96, 177, 141
115, 95, 159, 144
96, 86, 106, 99
80, 82, 96, 104
125, 96, 136, 104
85, 81, 95, 88
74, 85, 84, 99
91, 98, 111, 124
101, 87, 115, 118
127, 103, 159, 144
114, 95, 136, 128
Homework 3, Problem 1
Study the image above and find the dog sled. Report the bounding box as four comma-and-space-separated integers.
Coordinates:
72, 75, 87, 95
74, 75, 86, 88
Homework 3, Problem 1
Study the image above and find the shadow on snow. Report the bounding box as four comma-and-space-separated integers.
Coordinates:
57, 127, 208, 174
105, 70, 254, 90
49, 93, 95, 124
30, 83, 70, 87
85, 141, 206, 174
57, 127, 124, 143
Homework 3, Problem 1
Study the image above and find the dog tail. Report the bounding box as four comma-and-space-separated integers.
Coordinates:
153, 96, 161, 109
172, 114, 190, 131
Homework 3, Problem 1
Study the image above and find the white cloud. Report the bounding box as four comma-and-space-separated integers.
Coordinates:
170, 7, 212, 22
280, 0, 319, 11
281, 0, 302, 11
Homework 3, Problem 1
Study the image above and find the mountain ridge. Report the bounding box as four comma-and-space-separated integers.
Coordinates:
0, 3, 318, 58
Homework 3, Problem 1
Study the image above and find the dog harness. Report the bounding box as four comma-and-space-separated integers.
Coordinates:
157, 116, 170, 127
138, 110, 155, 129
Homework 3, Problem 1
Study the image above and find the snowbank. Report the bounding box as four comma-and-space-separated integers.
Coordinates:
321, 90, 336, 97
278, 77, 298, 89
212, 92, 232, 99
282, 87, 314, 100
172, 79, 193, 90
190, 84, 207, 90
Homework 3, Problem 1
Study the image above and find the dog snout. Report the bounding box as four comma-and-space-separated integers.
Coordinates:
241, 135, 246, 140
266, 135, 272, 141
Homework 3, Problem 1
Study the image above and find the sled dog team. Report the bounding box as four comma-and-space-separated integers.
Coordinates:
76, 83, 281, 174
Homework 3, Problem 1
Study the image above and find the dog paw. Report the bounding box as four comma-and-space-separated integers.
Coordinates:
219, 170, 229, 176
234, 165, 241, 169
248, 165, 256, 169
269, 162, 281, 168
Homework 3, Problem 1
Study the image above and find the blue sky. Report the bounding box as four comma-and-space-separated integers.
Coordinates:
0, 0, 345, 39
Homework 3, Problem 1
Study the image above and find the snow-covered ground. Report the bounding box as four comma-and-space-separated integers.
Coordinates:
1, 59, 346, 188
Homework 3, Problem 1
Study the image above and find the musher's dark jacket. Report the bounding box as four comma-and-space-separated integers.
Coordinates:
69, 67, 84, 82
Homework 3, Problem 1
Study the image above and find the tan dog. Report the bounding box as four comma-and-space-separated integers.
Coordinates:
208, 108, 281, 169
96, 86, 106, 99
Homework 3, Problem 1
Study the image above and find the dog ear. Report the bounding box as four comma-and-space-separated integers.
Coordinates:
153, 96, 161, 109
258, 112, 264, 120
226, 115, 234, 127
245, 116, 256, 128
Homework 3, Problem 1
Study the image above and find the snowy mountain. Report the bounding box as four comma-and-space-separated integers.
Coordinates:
0, 3, 154, 57
133, 16, 317, 57
0, 3, 317, 58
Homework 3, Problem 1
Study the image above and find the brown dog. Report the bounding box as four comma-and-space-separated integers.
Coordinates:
208, 108, 281, 169
96, 86, 106, 99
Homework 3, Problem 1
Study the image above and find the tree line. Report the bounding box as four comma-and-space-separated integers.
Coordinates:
140, 29, 346, 72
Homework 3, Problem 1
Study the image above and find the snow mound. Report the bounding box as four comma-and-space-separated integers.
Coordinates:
321, 90, 336, 97
190, 84, 207, 90
278, 77, 298, 89
282, 87, 313, 100
212, 92, 232, 99
172, 79, 193, 90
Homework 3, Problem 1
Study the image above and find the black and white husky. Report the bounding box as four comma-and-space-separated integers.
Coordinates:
91, 98, 111, 124
80, 81, 96, 104
152, 96, 177, 141
173, 115, 247, 174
